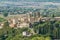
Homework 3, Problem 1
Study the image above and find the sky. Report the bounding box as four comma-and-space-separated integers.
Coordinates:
0, 0, 60, 7
0, 0, 60, 2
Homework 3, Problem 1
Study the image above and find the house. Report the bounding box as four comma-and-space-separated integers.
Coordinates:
9, 23, 16, 28
22, 31, 31, 37
17, 22, 29, 28
0, 23, 4, 29
54, 17, 60, 21
7, 13, 43, 28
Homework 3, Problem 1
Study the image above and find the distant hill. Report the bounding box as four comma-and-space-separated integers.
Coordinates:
0, 0, 60, 7
0, 0, 60, 14
44, 4, 58, 9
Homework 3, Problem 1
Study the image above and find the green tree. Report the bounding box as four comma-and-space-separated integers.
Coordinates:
3, 12, 8, 17
32, 36, 44, 40
45, 36, 51, 40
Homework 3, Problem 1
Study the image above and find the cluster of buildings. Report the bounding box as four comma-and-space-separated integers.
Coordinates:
7, 12, 41, 28
2, 12, 60, 29
0, 12, 60, 29
0, 12, 60, 36
5, 12, 41, 36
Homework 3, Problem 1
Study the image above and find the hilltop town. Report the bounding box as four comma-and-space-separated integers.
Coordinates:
0, 11, 60, 28
0, 8, 60, 40
0, 0, 60, 40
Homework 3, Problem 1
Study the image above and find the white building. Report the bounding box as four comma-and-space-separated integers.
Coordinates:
22, 31, 31, 36
17, 23, 29, 28
0, 23, 4, 29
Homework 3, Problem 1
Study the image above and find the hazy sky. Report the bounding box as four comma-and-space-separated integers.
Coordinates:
0, 0, 60, 7
0, 0, 60, 2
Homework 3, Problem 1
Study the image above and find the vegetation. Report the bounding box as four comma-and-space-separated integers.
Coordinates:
0, 8, 60, 40
3, 12, 8, 17
0, 17, 60, 40
33, 20, 60, 39
0, 17, 6, 22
